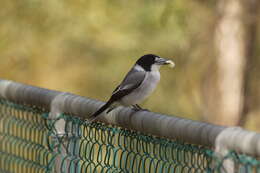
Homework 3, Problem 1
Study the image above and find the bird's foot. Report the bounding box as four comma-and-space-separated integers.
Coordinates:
132, 104, 149, 112
132, 108, 150, 112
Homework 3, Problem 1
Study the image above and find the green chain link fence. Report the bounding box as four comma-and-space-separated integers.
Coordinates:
0, 80, 260, 173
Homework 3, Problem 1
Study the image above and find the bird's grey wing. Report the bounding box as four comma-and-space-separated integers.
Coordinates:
110, 68, 146, 102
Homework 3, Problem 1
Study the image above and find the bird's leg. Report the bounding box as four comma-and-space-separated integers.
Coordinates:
135, 104, 142, 110
132, 104, 149, 112
132, 104, 141, 111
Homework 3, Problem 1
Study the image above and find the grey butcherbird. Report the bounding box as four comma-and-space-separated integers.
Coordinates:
87, 54, 175, 122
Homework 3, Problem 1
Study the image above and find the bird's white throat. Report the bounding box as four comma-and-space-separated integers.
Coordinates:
151, 64, 162, 71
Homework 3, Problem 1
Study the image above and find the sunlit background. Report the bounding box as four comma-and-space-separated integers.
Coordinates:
1, 0, 259, 130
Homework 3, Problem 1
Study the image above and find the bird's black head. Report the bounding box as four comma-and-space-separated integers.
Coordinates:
136, 54, 172, 71
136, 54, 158, 71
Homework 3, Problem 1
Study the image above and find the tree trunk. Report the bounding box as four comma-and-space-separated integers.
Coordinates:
203, 0, 258, 126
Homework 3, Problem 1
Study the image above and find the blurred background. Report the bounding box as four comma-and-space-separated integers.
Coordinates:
0, 0, 259, 130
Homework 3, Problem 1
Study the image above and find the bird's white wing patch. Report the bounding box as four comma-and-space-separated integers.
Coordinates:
112, 83, 135, 95
120, 84, 135, 90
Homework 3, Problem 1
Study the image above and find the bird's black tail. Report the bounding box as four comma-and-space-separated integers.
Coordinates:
87, 100, 113, 123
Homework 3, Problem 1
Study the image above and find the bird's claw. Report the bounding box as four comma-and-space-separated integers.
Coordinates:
132, 104, 149, 112
132, 108, 149, 112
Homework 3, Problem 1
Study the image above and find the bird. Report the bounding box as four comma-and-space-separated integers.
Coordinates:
87, 54, 175, 123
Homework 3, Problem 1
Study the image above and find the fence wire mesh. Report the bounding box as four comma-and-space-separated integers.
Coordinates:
0, 98, 260, 173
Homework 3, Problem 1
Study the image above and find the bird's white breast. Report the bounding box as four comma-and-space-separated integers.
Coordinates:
120, 70, 160, 106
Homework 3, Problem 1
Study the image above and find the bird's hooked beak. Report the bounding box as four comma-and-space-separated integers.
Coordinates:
155, 57, 175, 68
